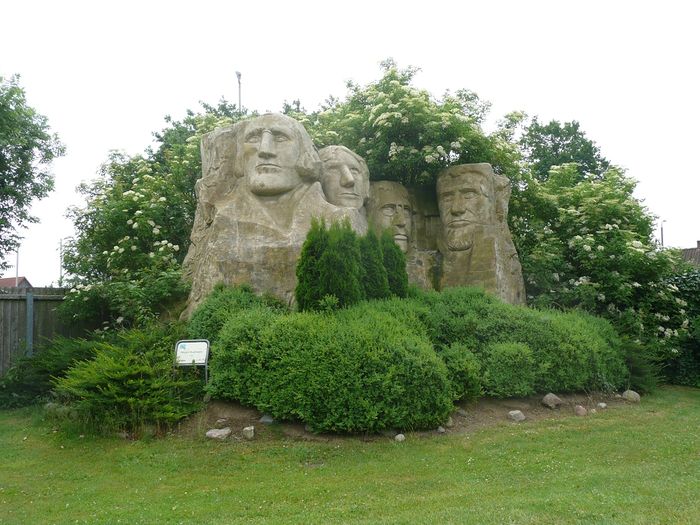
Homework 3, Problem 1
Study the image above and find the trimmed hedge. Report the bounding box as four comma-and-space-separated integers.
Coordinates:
207, 307, 453, 432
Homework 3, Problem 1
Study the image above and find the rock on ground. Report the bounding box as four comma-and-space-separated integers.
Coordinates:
259, 414, 275, 424
622, 390, 641, 403
206, 427, 232, 440
508, 410, 526, 422
597, 402, 608, 409
394, 433, 406, 442
242, 426, 255, 440
574, 405, 587, 416
542, 393, 564, 409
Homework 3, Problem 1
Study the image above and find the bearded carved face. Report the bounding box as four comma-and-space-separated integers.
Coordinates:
437, 170, 493, 251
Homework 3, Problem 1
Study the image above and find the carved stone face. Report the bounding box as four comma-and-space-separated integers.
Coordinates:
437, 168, 493, 251
319, 147, 368, 209
369, 181, 412, 253
243, 115, 302, 196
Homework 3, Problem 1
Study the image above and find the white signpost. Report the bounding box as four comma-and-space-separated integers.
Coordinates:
175, 339, 210, 381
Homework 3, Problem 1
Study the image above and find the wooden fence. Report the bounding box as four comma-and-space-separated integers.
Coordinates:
0, 287, 78, 376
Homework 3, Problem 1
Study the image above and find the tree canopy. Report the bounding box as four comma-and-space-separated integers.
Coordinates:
0, 75, 64, 269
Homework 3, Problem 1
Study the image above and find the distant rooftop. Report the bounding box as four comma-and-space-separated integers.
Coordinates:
681, 241, 700, 267
0, 276, 33, 288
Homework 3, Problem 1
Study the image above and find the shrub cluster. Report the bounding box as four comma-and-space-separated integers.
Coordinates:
52, 323, 204, 434
197, 284, 627, 432
207, 306, 453, 433
0, 337, 98, 408
295, 219, 407, 311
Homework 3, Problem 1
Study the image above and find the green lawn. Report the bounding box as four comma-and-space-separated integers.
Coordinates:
1, 387, 698, 525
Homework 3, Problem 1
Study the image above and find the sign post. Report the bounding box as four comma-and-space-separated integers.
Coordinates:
175, 339, 210, 382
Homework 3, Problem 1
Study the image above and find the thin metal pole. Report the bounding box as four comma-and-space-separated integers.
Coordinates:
26, 291, 34, 356
15, 250, 18, 287
236, 71, 242, 116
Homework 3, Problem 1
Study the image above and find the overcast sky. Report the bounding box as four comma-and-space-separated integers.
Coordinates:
2, 0, 698, 285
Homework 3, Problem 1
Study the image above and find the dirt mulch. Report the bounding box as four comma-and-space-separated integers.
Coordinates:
175, 392, 630, 442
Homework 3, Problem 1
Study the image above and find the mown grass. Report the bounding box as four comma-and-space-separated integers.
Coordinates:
1, 387, 698, 524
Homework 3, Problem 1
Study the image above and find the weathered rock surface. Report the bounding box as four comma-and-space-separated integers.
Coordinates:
574, 405, 588, 416
508, 410, 526, 422
394, 433, 406, 442
542, 393, 564, 409
215, 418, 229, 428
206, 427, 232, 440
242, 426, 255, 440
445, 416, 454, 428
181, 114, 367, 318
597, 402, 608, 410
436, 164, 526, 305
259, 414, 275, 424
437, 426, 446, 434
622, 390, 641, 403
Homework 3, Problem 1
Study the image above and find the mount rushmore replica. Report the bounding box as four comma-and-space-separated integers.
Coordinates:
181, 113, 525, 317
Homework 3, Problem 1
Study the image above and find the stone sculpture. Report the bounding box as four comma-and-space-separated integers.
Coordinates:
436, 163, 525, 305
318, 145, 370, 211
367, 181, 412, 253
181, 113, 526, 315
181, 114, 365, 317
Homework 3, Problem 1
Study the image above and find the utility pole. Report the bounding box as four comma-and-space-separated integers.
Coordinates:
661, 220, 666, 247
236, 71, 242, 116
58, 238, 64, 287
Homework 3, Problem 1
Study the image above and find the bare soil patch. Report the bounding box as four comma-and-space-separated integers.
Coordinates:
176, 391, 630, 442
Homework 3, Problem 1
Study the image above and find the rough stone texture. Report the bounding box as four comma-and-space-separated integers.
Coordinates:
242, 426, 255, 440
590, 408, 597, 414
394, 433, 406, 442
181, 114, 366, 317
445, 416, 454, 428
259, 414, 275, 424
542, 393, 564, 409
437, 426, 446, 434
597, 402, 608, 410
455, 408, 469, 417
508, 410, 526, 422
574, 405, 588, 416
436, 163, 526, 305
206, 427, 232, 440
368, 181, 412, 254
215, 418, 229, 428
622, 390, 641, 403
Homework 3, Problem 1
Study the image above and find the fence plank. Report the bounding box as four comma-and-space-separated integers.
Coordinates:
0, 287, 77, 376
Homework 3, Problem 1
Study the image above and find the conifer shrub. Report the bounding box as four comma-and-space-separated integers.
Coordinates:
0, 337, 98, 408
53, 323, 204, 434
359, 229, 390, 299
381, 229, 409, 297
187, 283, 285, 344
208, 307, 453, 432
295, 218, 330, 311
318, 220, 364, 308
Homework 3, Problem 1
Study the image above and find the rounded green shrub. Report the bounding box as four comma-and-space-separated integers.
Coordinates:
439, 343, 482, 401
482, 342, 535, 397
209, 306, 453, 433
187, 283, 285, 344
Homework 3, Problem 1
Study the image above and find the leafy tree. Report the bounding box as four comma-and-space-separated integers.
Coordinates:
380, 230, 408, 297
295, 218, 330, 311
359, 229, 390, 299
520, 118, 610, 182
62, 100, 244, 327
520, 163, 687, 360
294, 59, 521, 188
0, 75, 64, 269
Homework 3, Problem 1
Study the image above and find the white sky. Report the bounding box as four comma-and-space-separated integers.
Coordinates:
2, 0, 698, 286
